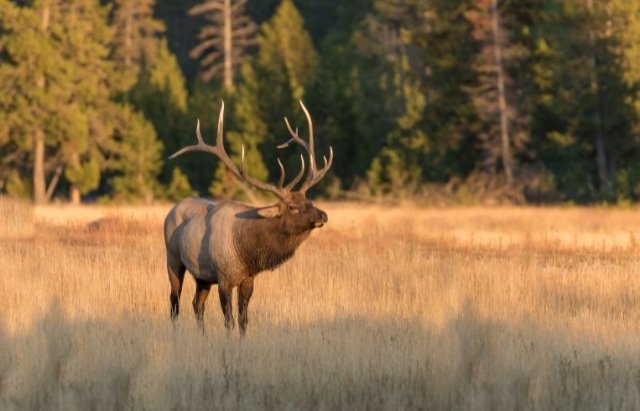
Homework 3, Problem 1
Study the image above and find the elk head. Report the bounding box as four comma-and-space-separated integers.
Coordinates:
170, 101, 333, 234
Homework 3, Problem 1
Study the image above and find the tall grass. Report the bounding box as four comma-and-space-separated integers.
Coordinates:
2, 198, 640, 409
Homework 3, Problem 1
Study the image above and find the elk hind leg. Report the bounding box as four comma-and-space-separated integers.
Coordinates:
218, 281, 235, 331
168, 256, 186, 322
193, 280, 212, 333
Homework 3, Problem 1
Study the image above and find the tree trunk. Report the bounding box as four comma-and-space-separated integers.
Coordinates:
45, 165, 62, 202
491, 0, 512, 184
586, 0, 610, 197
33, 4, 51, 204
33, 129, 46, 204
223, 0, 233, 88
70, 186, 81, 204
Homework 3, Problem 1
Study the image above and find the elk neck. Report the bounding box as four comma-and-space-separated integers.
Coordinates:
232, 212, 311, 275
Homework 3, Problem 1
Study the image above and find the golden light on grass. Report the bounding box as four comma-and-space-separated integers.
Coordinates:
2, 197, 640, 409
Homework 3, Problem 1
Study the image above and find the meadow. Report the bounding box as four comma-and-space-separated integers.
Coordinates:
2, 197, 640, 410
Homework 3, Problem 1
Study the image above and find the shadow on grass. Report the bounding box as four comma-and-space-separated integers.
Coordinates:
1, 300, 639, 410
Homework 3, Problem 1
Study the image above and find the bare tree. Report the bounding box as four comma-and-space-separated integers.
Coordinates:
586, 0, 611, 196
491, 0, 512, 184
112, 0, 165, 75
188, 0, 256, 87
465, 0, 526, 184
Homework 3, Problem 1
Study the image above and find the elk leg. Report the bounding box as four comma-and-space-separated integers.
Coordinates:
168, 257, 186, 322
193, 280, 212, 333
237, 277, 254, 335
218, 281, 235, 331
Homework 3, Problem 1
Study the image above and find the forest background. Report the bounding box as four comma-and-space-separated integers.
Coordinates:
2, 0, 640, 206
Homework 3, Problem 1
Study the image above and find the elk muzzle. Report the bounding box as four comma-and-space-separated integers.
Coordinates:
313, 209, 328, 228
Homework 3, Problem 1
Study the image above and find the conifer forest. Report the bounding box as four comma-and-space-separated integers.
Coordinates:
2, 0, 640, 205
6, 3, 640, 409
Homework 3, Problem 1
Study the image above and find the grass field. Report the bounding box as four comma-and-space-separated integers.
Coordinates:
2, 197, 640, 410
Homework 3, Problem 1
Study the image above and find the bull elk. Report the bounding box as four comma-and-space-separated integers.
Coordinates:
164, 101, 333, 334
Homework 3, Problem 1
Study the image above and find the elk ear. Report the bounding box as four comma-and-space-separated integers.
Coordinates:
257, 205, 281, 219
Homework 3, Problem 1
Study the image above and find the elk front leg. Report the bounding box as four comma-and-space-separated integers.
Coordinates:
237, 277, 254, 335
193, 280, 212, 332
218, 280, 235, 331
167, 256, 186, 322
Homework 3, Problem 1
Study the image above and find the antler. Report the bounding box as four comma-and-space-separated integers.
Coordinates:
279, 101, 334, 194
169, 102, 306, 199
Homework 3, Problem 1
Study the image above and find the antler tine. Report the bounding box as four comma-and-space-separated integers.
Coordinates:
298, 102, 333, 194
299, 101, 316, 170
195, 119, 204, 143
276, 158, 285, 188
216, 100, 225, 146
280, 118, 309, 151
169, 105, 236, 174
205, 104, 241, 180
284, 155, 306, 191
299, 146, 333, 193
170, 101, 288, 199
240, 145, 246, 174
278, 102, 333, 194
169, 119, 205, 159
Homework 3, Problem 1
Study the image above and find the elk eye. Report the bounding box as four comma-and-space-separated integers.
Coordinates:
288, 204, 299, 214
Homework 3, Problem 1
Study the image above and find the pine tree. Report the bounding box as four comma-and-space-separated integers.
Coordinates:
307, 38, 381, 191
129, 38, 188, 156
0, 0, 63, 203
111, 1, 188, 196
165, 167, 196, 201
256, 0, 317, 104
350, 0, 431, 196
111, 0, 165, 87
464, 0, 529, 185
58, 0, 125, 203
110, 106, 163, 203
207, 0, 319, 199
605, 0, 640, 201
532, 0, 635, 201
189, 0, 256, 87
0, 0, 124, 203
415, 0, 479, 181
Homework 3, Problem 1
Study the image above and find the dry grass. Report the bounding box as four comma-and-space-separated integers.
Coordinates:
2, 198, 640, 410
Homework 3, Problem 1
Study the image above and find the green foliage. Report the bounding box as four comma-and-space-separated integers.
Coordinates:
65, 158, 100, 194
0, 0, 137, 202
165, 167, 196, 201
110, 107, 163, 203
257, 0, 317, 102
527, 0, 640, 202
3, 0, 640, 203
349, 0, 431, 195
112, 0, 165, 87
5, 170, 31, 199
130, 38, 188, 156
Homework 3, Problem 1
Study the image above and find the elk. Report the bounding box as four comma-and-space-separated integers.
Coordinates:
164, 101, 332, 334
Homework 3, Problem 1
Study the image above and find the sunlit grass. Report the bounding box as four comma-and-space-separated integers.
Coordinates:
2, 197, 640, 409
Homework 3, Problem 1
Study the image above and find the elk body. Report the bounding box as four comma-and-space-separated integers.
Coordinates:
164, 101, 332, 333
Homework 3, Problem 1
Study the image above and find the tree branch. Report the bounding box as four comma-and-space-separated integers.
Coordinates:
189, 1, 224, 16
45, 164, 63, 201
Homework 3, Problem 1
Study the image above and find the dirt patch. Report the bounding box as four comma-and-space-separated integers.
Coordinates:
34, 216, 162, 247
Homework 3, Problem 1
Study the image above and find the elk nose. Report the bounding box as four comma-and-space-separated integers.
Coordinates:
314, 210, 328, 227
